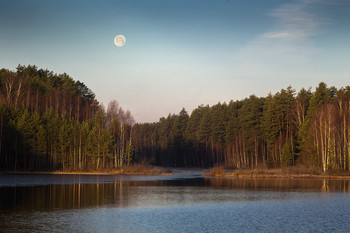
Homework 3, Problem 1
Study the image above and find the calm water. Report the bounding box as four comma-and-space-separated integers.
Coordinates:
1, 171, 350, 232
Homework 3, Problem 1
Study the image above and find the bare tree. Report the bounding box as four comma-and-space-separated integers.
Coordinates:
0, 72, 26, 108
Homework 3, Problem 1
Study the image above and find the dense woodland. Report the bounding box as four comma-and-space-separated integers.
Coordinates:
132, 81, 350, 172
1, 65, 350, 172
0, 65, 134, 171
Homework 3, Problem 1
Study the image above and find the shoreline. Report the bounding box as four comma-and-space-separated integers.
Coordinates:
1, 170, 174, 176
3, 168, 350, 179
208, 173, 350, 179
0, 166, 174, 176
204, 168, 350, 179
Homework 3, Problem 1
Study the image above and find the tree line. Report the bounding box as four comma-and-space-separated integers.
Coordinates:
0, 65, 134, 171
2, 65, 350, 172
132, 83, 350, 172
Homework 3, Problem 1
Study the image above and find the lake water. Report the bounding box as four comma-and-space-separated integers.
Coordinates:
1, 171, 350, 232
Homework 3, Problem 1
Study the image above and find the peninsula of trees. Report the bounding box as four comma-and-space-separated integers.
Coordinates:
1, 65, 350, 173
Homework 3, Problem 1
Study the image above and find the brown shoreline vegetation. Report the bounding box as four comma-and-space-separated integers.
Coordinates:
205, 166, 350, 179
3, 164, 173, 176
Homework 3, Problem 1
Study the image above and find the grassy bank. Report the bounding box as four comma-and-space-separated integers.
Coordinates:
205, 166, 350, 179
2, 164, 173, 176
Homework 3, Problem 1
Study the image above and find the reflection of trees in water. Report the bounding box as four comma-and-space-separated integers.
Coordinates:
0, 180, 167, 211
2, 178, 350, 212
205, 177, 350, 193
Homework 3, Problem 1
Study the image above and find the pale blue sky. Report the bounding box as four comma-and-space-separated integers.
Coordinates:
1, 0, 350, 122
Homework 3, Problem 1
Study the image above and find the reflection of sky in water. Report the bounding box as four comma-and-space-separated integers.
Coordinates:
1, 172, 350, 232
0, 170, 204, 187
2, 193, 350, 233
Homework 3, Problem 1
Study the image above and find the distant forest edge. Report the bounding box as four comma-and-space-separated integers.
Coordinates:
1, 65, 350, 172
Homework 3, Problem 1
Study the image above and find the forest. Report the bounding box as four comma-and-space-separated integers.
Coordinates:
0, 65, 134, 171
1, 65, 350, 172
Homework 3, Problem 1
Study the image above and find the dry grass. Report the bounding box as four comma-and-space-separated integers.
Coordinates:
110, 164, 173, 176
204, 166, 225, 176
235, 168, 350, 178
229, 168, 319, 178
204, 165, 350, 179
5, 164, 173, 176
282, 166, 322, 175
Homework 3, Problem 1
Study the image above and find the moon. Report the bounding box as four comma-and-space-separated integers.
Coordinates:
114, 35, 126, 47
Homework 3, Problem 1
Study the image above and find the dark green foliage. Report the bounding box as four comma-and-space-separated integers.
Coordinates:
1, 65, 350, 172
199, 110, 212, 145
211, 103, 227, 144
0, 65, 133, 171
133, 82, 350, 171
281, 143, 293, 166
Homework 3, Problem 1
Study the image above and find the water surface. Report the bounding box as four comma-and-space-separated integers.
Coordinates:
1, 171, 350, 232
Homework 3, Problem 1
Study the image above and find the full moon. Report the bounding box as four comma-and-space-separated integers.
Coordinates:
114, 35, 126, 47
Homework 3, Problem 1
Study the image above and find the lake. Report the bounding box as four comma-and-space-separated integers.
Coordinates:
1, 171, 350, 232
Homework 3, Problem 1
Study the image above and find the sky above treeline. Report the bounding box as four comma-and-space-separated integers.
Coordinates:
1, 0, 350, 122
